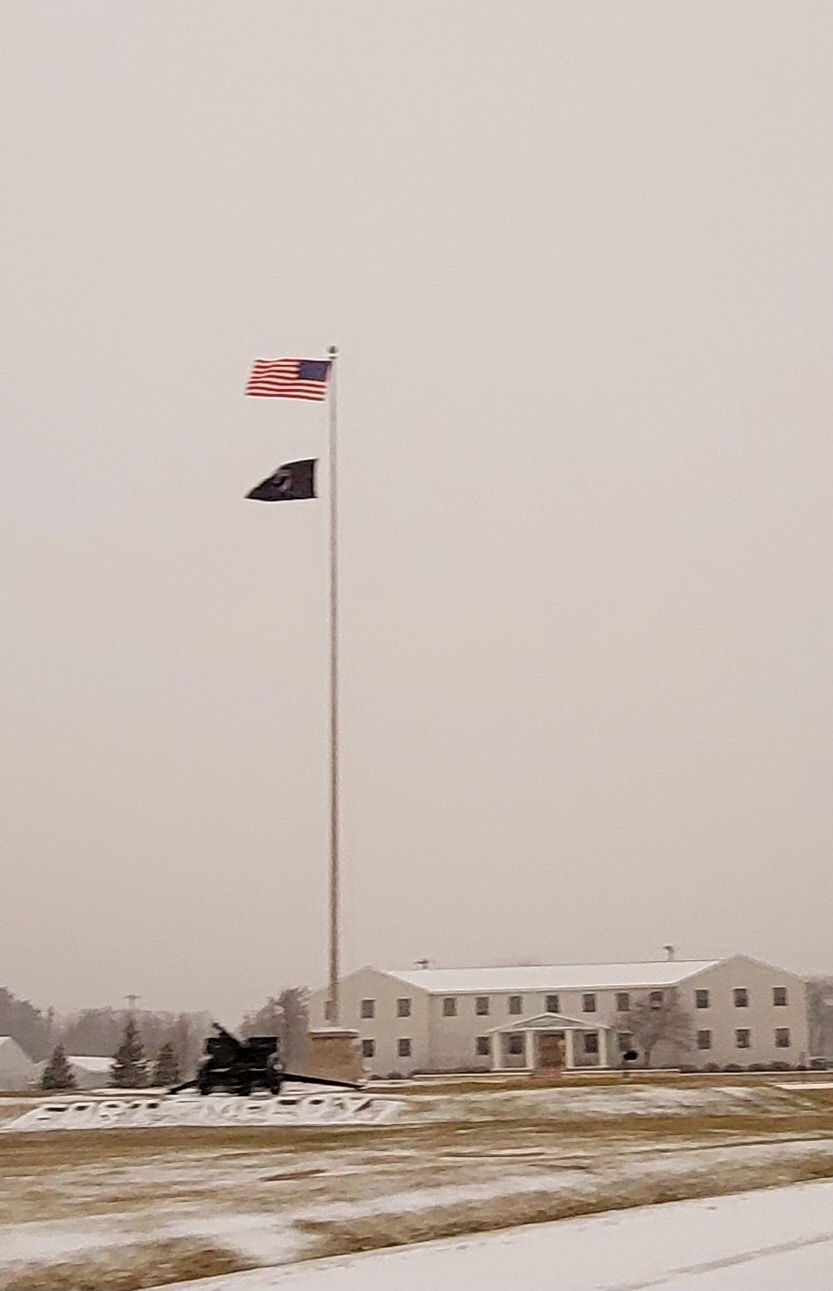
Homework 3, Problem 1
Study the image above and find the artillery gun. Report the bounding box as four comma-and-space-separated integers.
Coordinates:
171, 1023, 362, 1097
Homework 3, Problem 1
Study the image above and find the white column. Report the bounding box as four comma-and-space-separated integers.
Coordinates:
523, 1029, 534, 1070
598, 1028, 609, 1069
564, 1029, 575, 1070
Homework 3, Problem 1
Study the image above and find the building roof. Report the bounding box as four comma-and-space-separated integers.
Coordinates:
488, 1012, 609, 1033
0, 1036, 35, 1062
386, 960, 719, 994
67, 1055, 112, 1072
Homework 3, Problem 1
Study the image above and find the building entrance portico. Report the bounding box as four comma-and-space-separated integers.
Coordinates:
490, 1013, 613, 1072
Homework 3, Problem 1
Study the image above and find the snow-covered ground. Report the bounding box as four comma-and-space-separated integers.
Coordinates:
159, 1179, 833, 1291
2, 1081, 833, 1288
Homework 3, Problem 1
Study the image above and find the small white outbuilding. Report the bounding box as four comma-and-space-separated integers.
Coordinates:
66, 1056, 113, 1090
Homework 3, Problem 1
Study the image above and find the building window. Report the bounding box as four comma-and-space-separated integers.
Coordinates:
617, 1032, 633, 1052
773, 987, 788, 1007
397, 1038, 412, 1058
615, 993, 630, 1013
508, 995, 523, 1015
442, 997, 457, 1017
397, 998, 412, 1018
583, 1032, 599, 1054
695, 990, 710, 1009
697, 1030, 712, 1050
360, 999, 375, 1019
476, 1036, 491, 1057
475, 996, 490, 1016
544, 994, 560, 1014
324, 999, 334, 1021
507, 1034, 524, 1056
775, 1028, 791, 1048
733, 988, 749, 1008
582, 993, 597, 1013
361, 1039, 375, 1058
736, 1029, 751, 1049
649, 990, 664, 1009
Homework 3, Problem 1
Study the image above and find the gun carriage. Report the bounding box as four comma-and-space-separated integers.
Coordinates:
171, 1023, 362, 1097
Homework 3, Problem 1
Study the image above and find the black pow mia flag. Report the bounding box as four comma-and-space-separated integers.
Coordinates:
246, 459, 317, 502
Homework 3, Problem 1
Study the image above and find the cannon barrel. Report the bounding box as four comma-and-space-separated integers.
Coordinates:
211, 1022, 244, 1051
281, 1072, 362, 1091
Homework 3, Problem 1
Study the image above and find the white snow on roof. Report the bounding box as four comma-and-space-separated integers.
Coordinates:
387, 960, 720, 994
67, 1055, 113, 1072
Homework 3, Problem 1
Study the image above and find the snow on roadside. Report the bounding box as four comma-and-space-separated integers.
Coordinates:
396, 1081, 811, 1124
154, 1178, 833, 1291
0, 1080, 815, 1137
2, 1082, 831, 1286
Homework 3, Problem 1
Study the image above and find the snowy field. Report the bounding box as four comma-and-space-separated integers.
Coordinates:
2, 1079, 833, 1289
158, 1179, 833, 1291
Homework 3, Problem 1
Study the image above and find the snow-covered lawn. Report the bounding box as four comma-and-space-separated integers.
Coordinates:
2, 1081, 833, 1288
157, 1179, 833, 1291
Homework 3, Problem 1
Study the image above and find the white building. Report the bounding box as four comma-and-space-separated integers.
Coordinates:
308, 956, 810, 1077
66, 1055, 113, 1089
0, 1036, 39, 1090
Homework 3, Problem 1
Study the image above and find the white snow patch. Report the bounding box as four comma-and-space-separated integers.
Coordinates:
154, 1178, 833, 1290
3, 1091, 402, 1132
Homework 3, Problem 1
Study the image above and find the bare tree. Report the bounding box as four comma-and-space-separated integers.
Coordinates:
60, 1008, 125, 1057
239, 987, 309, 1069
167, 1013, 212, 1080
240, 996, 283, 1041
807, 978, 833, 1057
623, 988, 693, 1068
278, 987, 309, 1070
0, 987, 55, 1061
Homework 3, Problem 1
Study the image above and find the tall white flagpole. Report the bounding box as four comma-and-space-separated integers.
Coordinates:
327, 344, 340, 1024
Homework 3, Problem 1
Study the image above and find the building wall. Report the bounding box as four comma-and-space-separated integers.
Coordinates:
68, 1060, 113, 1090
309, 956, 810, 1076
308, 968, 431, 1077
0, 1038, 39, 1090
676, 956, 809, 1068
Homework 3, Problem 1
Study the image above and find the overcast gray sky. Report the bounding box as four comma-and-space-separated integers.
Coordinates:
2, 2, 832, 1019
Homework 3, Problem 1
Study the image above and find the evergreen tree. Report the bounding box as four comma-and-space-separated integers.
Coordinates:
150, 1040, 180, 1088
110, 1016, 148, 1088
41, 1043, 76, 1091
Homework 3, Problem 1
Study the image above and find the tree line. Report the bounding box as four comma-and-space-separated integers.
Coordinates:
0, 985, 309, 1090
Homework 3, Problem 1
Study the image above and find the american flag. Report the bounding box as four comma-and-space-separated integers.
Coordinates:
245, 358, 331, 401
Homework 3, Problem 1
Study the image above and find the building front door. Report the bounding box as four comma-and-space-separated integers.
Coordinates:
537, 1031, 566, 1070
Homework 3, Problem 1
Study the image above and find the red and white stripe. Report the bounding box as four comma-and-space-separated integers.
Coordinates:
245, 359, 328, 400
